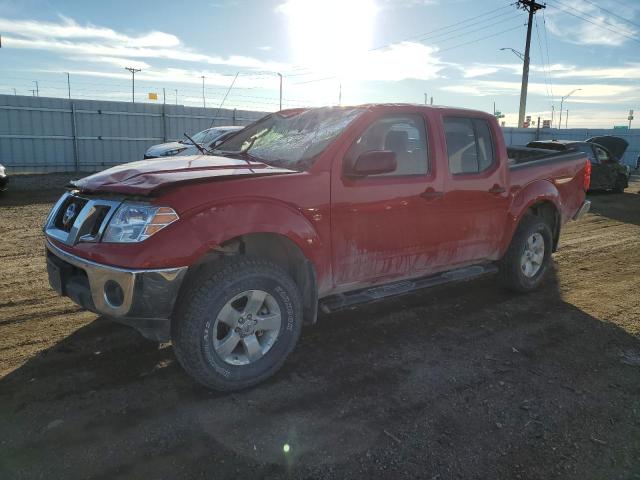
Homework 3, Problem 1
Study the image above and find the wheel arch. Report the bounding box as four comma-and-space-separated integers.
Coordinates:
505, 181, 562, 254
182, 232, 318, 325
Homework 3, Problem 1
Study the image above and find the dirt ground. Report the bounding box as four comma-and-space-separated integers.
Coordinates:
1, 175, 639, 480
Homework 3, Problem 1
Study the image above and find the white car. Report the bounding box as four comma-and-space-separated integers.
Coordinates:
144, 126, 243, 159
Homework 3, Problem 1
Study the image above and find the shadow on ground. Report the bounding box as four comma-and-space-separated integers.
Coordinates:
588, 189, 640, 227
1, 266, 639, 479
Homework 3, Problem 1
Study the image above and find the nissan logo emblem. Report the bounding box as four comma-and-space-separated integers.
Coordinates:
62, 203, 78, 228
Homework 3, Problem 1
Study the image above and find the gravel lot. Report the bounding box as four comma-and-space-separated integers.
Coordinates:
1, 175, 639, 479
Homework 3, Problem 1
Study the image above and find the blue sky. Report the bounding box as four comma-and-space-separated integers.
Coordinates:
0, 0, 638, 127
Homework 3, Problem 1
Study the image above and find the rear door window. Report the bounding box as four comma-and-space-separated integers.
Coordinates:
444, 117, 495, 174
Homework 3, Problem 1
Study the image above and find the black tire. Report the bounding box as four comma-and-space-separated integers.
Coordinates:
612, 174, 627, 193
499, 215, 553, 293
172, 257, 303, 391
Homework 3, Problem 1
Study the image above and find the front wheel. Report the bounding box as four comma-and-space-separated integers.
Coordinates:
172, 258, 303, 391
499, 215, 553, 293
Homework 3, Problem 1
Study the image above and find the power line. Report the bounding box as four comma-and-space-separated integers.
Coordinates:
438, 23, 525, 53
534, 17, 552, 103
580, 0, 640, 30
541, 9, 555, 101
294, 21, 525, 86
546, 0, 640, 44
370, 3, 517, 51
282, 2, 517, 78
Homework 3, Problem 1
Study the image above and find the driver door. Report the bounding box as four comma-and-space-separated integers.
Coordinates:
330, 109, 445, 290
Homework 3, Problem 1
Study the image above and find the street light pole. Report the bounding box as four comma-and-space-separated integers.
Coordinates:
277, 73, 283, 111
201, 76, 206, 108
65, 72, 71, 99
125, 67, 141, 103
558, 88, 581, 129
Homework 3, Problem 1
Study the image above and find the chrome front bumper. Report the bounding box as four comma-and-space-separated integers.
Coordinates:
573, 200, 591, 220
46, 239, 187, 341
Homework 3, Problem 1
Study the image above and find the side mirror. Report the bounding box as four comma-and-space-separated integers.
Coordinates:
349, 150, 397, 177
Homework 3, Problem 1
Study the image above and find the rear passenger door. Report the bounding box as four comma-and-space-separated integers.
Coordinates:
439, 116, 509, 265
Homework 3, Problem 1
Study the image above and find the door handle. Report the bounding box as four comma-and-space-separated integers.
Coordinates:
489, 184, 506, 194
420, 188, 444, 200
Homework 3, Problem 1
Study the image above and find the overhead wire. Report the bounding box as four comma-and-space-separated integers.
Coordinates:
546, 0, 640, 44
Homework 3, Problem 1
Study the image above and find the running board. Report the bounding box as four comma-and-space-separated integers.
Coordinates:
319, 264, 498, 313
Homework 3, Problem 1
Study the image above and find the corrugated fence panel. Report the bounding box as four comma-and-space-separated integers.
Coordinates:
503, 127, 640, 168
0, 94, 267, 173
6, 95, 635, 173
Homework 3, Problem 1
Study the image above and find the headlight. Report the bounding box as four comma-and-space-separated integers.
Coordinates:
163, 148, 187, 157
103, 203, 179, 243
0, 165, 5, 176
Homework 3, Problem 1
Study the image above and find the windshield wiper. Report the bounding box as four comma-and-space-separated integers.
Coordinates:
183, 132, 210, 155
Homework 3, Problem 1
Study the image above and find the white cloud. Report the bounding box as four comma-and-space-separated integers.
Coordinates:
462, 66, 499, 78
441, 79, 638, 101
544, 0, 638, 46
356, 42, 443, 81
379, 0, 439, 8
0, 16, 288, 72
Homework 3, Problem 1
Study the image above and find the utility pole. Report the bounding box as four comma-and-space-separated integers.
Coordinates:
13, 88, 16, 95
424, 93, 428, 105
163, 87, 166, 104
516, 0, 545, 128
124, 67, 141, 103
175, 89, 178, 105
65, 72, 71, 99
29, 89, 36, 96
338, 81, 342, 106
277, 73, 283, 111
201, 75, 206, 108
551, 105, 554, 126
33, 80, 39, 97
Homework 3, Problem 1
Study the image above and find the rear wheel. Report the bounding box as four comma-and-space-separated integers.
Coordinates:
499, 215, 553, 293
172, 257, 303, 391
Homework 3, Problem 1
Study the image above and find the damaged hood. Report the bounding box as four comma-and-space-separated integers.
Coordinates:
71, 155, 296, 195
586, 136, 629, 160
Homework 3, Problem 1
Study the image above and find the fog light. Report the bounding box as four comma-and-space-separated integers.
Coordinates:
104, 280, 124, 307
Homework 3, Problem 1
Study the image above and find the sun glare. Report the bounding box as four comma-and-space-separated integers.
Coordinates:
280, 0, 378, 75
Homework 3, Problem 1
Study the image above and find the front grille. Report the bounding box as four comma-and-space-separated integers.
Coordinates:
45, 192, 122, 246
54, 196, 88, 232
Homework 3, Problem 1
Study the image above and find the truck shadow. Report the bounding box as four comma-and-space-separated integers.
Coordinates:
1, 266, 639, 479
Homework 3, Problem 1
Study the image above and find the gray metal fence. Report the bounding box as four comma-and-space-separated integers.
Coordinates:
502, 127, 640, 168
0, 94, 266, 173
2, 94, 638, 173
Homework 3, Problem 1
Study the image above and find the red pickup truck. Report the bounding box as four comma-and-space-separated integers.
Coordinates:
44, 104, 591, 391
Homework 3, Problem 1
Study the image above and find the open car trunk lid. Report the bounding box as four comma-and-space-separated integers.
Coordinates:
70, 155, 296, 196
586, 136, 629, 160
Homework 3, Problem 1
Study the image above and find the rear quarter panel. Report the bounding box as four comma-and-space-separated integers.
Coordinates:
503, 157, 587, 252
